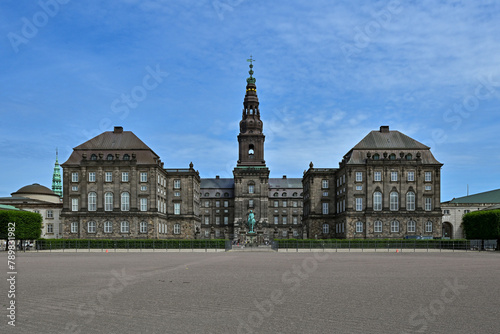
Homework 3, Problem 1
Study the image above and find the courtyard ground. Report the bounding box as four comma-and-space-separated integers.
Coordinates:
1, 251, 499, 334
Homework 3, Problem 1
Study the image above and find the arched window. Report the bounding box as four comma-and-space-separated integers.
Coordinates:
121, 192, 130, 211
87, 221, 96, 233
139, 221, 148, 233
174, 223, 181, 234
356, 221, 363, 233
389, 153, 396, 160
204, 192, 209, 197
273, 192, 278, 197
105, 192, 113, 211
406, 192, 415, 211
248, 144, 255, 156
292, 192, 298, 197
425, 221, 433, 233
322, 223, 329, 234
107, 154, 113, 160
391, 220, 400, 233
390, 192, 399, 211
282, 192, 287, 197
373, 153, 380, 160
373, 191, 382, 211
215, 192, 221, 197
248, 183, 255, 194
104, 221, 113, 233
224, 192, 229, 197
88, 192, 97, 211
120, 221, 129, 233
123, 154, 130, 160
374, 220, 382, 233
407, 220, 416, 233
405, 153, 413, 160
90, 154, 97, 161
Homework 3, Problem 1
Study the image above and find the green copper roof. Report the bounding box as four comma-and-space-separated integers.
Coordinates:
52, 148, 62, 197
447, 188, 500, 204
0, 204, 20, 211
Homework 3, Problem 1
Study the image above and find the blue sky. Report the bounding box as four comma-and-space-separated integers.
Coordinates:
1, 0, 499, 201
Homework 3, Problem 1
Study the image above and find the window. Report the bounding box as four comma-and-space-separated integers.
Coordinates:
323, 191, 329, 196
120, 221, 129, 233
105, 172, 112, 182
88, 172, 96, 182
322, 202, 329, 214
322, 224, 329, 234
123, 154, 130, 160
405, 153, 413, 160
355, 198, 363, 211
140, 172, 147, 182
140, 222, 148, 233
47, 223, 54, 233
71, 198, 79, 211
72, 172, 78, 182
355, 172, 362, 182
141, 185, 148, 191
425, 197, 432, 211
104, 192, 113, 211
121, 172, 129, 182
174, 179, 181, 189
293, 192, 298, 197
407, 171, 415, 182
374, 171, 381, 182
205, 201, 210, 208
174, 191, 180, 196
215, 201, 220, 208
72, 186, 78, 191
140, 198, 148, 211
282, 200, 287, 208
425, 185, 432, 191
391, 171, 398, 182
373, 153, 380, 160
224, 217, 229, 225
224, 192, 229, 197
390, 192, 399, 211
355, 186, 362, 191
356, 221, 363, 233
464, 210, 470, 214
88, 192, 97, 211
443, 209, 450, 215
224, 201, 229, 208
322, 180, 329, 189
46, 210, 53, 218
87, 221, 96, 233
292, 201, 298, 208
407, 220, 416, 233
215, 217, 220, 225
121, 192, 130, 211
249, 200, 254, 208
273, 192, 278, 197
282, 217, 287, 225
107, 154, 113, 160
406, 192, 415, 211
389, 153, 396, 160
425, 221, 433, 233
293, 216, 298, 225
174, 203, 181, 215
248, 184, 254, 194
104, 221, 112, 233
282, 192, 287, 197
391, 220, 400, 233
374, 220, 382, 233
90, 154, 97, 160
274, 200, 279, 208
282, 230, 288, 237
215, 192, 220, 197
274, 216, 279, 224
425, 172, 432, 182
174, 224, 180, 234
373, 192, 382, 211
71, 222, 78, 233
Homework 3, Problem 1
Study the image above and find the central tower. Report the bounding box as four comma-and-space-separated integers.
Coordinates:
233, 59, 270, 241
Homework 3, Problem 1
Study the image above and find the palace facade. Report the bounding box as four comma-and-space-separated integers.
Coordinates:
60, 65, 443, 240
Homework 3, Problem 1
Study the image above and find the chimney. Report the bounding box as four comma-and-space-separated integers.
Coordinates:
282, 175, 287, 179
380, 126, 389, 133
216, 175, 220, 179
114, 126, 123, 133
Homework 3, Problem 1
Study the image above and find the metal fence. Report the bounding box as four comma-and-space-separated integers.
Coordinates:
277, 240, 498, 252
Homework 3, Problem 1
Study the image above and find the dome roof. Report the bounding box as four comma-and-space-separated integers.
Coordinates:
12, 183, 57, 196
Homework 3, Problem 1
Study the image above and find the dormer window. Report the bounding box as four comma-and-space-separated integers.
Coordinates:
373, 153, 380, 160
405, 153, 413, 160
107, 154, 113, 160
123, 154, 130, 160
389, 153, 396, 160
90, 154, 97, 161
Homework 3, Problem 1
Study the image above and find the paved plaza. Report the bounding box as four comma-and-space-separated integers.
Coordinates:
1, 251, 500, 334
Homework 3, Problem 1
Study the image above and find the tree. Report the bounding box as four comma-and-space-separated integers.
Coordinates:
462, 209, 500, 250
0, 210, 42, 250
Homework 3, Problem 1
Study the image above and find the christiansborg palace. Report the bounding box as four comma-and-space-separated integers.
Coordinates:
58, 65, 443, 241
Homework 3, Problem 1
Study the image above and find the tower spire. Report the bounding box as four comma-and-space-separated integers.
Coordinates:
52, 148, 62, 197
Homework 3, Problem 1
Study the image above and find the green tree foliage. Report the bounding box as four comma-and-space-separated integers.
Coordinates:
0, 210, 43, 240
462, 209, 500, 240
